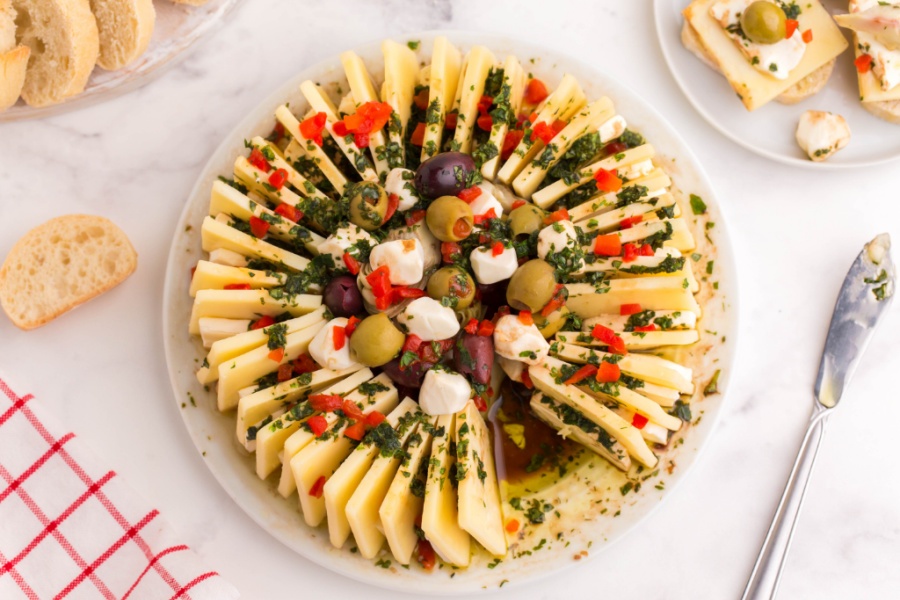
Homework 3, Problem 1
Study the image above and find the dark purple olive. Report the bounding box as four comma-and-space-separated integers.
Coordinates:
454, 333, 494, 385
323, 275, 363, 317
476, 280, 509, 318
381, 358, 433, 388
414, 152, 476, 199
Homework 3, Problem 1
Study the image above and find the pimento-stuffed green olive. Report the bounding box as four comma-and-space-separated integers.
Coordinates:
506, 259, 557, 313
425, 195, 474, 242
740, 1, 786, 44
508, 204, 545, 239
348, 182, 390, 231
349, 313, 405, 367
426, 266, 476, 309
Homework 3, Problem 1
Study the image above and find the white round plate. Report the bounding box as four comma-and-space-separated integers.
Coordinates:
163, 31, 739, 594
1, 0, 242, 123
654, 0, 900, 169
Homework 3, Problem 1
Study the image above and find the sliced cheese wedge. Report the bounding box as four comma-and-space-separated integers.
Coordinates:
482, 55, 525, 180
233, 156, 303, 207
577, 193, 676, 235
610, 217, 696, 253
573, 376, 683, 432
421, 36, 462, 161
556, 329, 700, 351
189, 288, 321, 337
275, 105, 349, 195
381, 39, 419, 169
565, 276, 701, 318
451, 45, 496, 154
421, 413, 471, 567
341, 51, 391, 175
583, 310, 697, 333
199, 318, 250, 348
455, 401, 506, 557
200, 216, 310, 273
249, 136, 329, 201
189, 260, 284, 297
568, 169, 671, 223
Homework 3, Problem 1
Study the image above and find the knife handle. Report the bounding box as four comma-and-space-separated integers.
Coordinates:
741, 408, 830, 600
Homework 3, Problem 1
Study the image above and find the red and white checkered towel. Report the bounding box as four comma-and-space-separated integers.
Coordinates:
0, 378, 240, 600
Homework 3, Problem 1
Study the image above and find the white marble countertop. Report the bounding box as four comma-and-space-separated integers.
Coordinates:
1, 1, 899, 598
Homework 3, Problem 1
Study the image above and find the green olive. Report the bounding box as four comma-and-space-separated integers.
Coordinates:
425, 196, 474, 242
349, 313, 405, 367
508, 204, 546, 239
427, 266, 476, 309
533, 306, 570, 339
506, 259, 557, 313
348, 182, 389, 231
740, 1, 786, 45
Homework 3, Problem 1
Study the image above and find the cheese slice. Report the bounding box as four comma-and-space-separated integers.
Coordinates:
577, 193, 676, 234
294, 374, 399, 526
233, 156, 303, 208
556, 329, 700, 351
341, 51, 391, 176
189, 260, 284, 297
597, 217, 694, 253
200, 216, 310, 273
275, 105, 349, 195
568, 371, 683, 432
323, 398, 418, 549
188, 288, 321, 337
482, 55, 526, 180
345, 404, 424, 558
684, 0, 849, 110
583, 310, 697, 332
455, 401, 506, 557
421, 413, 471, 567
568, 169, 671, 223
255, 369, 374, 480
498, 74, 586, 186
581, 247, 684, 278
451, 45, 497, 154
512, 98, 615, 199
565, 276, 701, 318
379, 416, 438, 565
198, 305, 326, 384
249, 137, 329, 200
853, 32, 900, 102
381, 40, 419, 169
421, 36, 462, 161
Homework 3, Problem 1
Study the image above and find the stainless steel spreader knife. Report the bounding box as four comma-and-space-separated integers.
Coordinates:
742, 234, 895, 600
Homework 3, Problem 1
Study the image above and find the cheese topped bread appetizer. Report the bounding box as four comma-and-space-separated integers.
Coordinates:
683, 0, 848, 110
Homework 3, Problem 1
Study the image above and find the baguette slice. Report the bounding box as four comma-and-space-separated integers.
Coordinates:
89, 0, 155, 71
0, 0, 28, 110
0, 215, 137, 330
12, 0, 99, 106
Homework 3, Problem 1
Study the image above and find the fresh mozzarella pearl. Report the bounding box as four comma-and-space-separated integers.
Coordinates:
369, 238, 426, 285
419, 369, 471, 416
384, 168, 420, 211
598, 115, 627, 143
795, 111, 851, 162
497, 356, 525, 383
537, 220, 578, 261
469, 246, 518, 285
397, 297, 460, 341
308, 318, 362, 371
319, 225, 376, 266
469, 184, 504, 220
493, 314, 550, 366
199, 317, 251, 348
209, 248, 248, 267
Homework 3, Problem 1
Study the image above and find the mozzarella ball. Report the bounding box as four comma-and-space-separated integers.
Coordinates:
369, 238, 425, 285
598, 114, 627, 143
469, 245, 518, 285
497, 356, 525, 383
537, 220, 578, 261
493, 314, 550, 366
397, 297, 460, 341
796, 110, 851, 162
419, 369, 471, 416
469, 183, 504, 220
319, 224, 376, 266
308, 318, 362, 371
384, 167, 420, 211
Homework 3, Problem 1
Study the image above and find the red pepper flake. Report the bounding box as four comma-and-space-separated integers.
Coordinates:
802, 29, 813, 44
445, 111, 458, 130
405, 209, 426, 226
511, 199, 526, 210
855, 53, 874, 73
620, 214, 643, 230
477, 114, 493, 131
631, 413, 649, 430
593, 234, 622, 256
457, 186, 482, 203
344, 315, 360, 337
524, 78, 549, 104
564, 364, 598, 386
464, 318, 479, 335
344, 421, 367, 441
277, 363, 294, 382
639, 243, 654, 257
505, 518, 520, 534
268, 168, 289, 190
594, 168, 623, 193
267, 347, 285, 363
299, 112, 327, 146
591, 325, 628, 355
492, 241, 505, 257
620, 303, 642, 316
501, 130, 524, 160
248, 147, 271, 173
309, 475, 326, 498
521, 368, 534, 389
310, 394, 343, 412
250, 315, 275, 330
476, 320, 495, 337
517, 311, 534, 326
224, 283, 251, 290
622, 243, 639, 263
307, 415, 328, 438
274, 203, 303, 222
785, 18, 799, 39
342, 252, 360, 275
417, 539, 436, 571
596, 361, 621, 383
249, 216, 270, 239
332, 325, 346, 351
292, 353, 318, 374
410, 122, 426, 146
365, 411, 386, 427
543, 208, 569, 225
634, 325, 657, 332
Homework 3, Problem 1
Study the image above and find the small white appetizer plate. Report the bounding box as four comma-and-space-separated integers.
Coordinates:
163, 31, 739, 594
655, 0, 900, 169
0, 0, 242, 123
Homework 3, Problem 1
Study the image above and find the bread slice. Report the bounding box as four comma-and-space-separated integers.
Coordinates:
0, 0, 29, 111
89, 0, 155, 71
169, 0, 210, 5
12, 0, 99, 107
862, 99, 900, 125
680, 20, 834, 105
0, 215, 137, 330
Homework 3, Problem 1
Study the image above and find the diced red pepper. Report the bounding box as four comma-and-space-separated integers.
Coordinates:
416, 539, 436, 571
593, 234, 622, 256
445, 111, 458, 130
274, 203, 303, 222
473, 207, 497, 225
344, 315, 360, 337
511, 199, 526, 210
596, 361, 621, 383
473, 395, 487, 412
342, 399, 365, 422
248, 147, 271, 173
530, 121, 557, 145
620, 215, 643, 229
268, 168, 289, 190
524, 78, 549, 104
388, 287, 426, 306
277, 363, 294, 382
384, 193, 400, 222
604, 141, 628, 156
332, 325, 346, 351
365, 411, 386, 427
623, 243, 639, 263
541, 284, 566, 317
477, 114, 493, 131
410, 122, 426, 146
224, 283, 251, 290
268, 347, 285, 362
299, 112, 327, 146
594, 168, 623, 193
344, 421, 367, 441
477, 320, 495, 337
366, 265, 392, 297
309, 475, 326, 498
620, 303, 642, 316
464, 318, 479, 334
292, 353, 319, 374
332, 120, 348, 137
855, 54, 874, 73
354, 132, 369, 148
521, 368, 533, 389
802, 29, 813, 43
634, 325, 657, 332
591, 325, 627, 355
307, 415, 328, 437
631, 413, 649, 429
250, 315, 275, 330
501, 130, 524, 160
457, 186, 482, 203
492, 241, 505, 256
505, 519, 520, 533
342, 252, 360, 275
405, 209, 426, 226
543, 208, 569, 225
477, 95, 494, 115
441, 241, 461, 264
785, 19, 799, 39
551, 119, 567, 134
564, 364, 598, 385
639, 243, 654, 257
518, 311, 534, 326
402, 334, 423, 354
249, 216, 270, 239
309, 394, 343, 412
342, 102, 393, 135
414, 88, 430, 111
